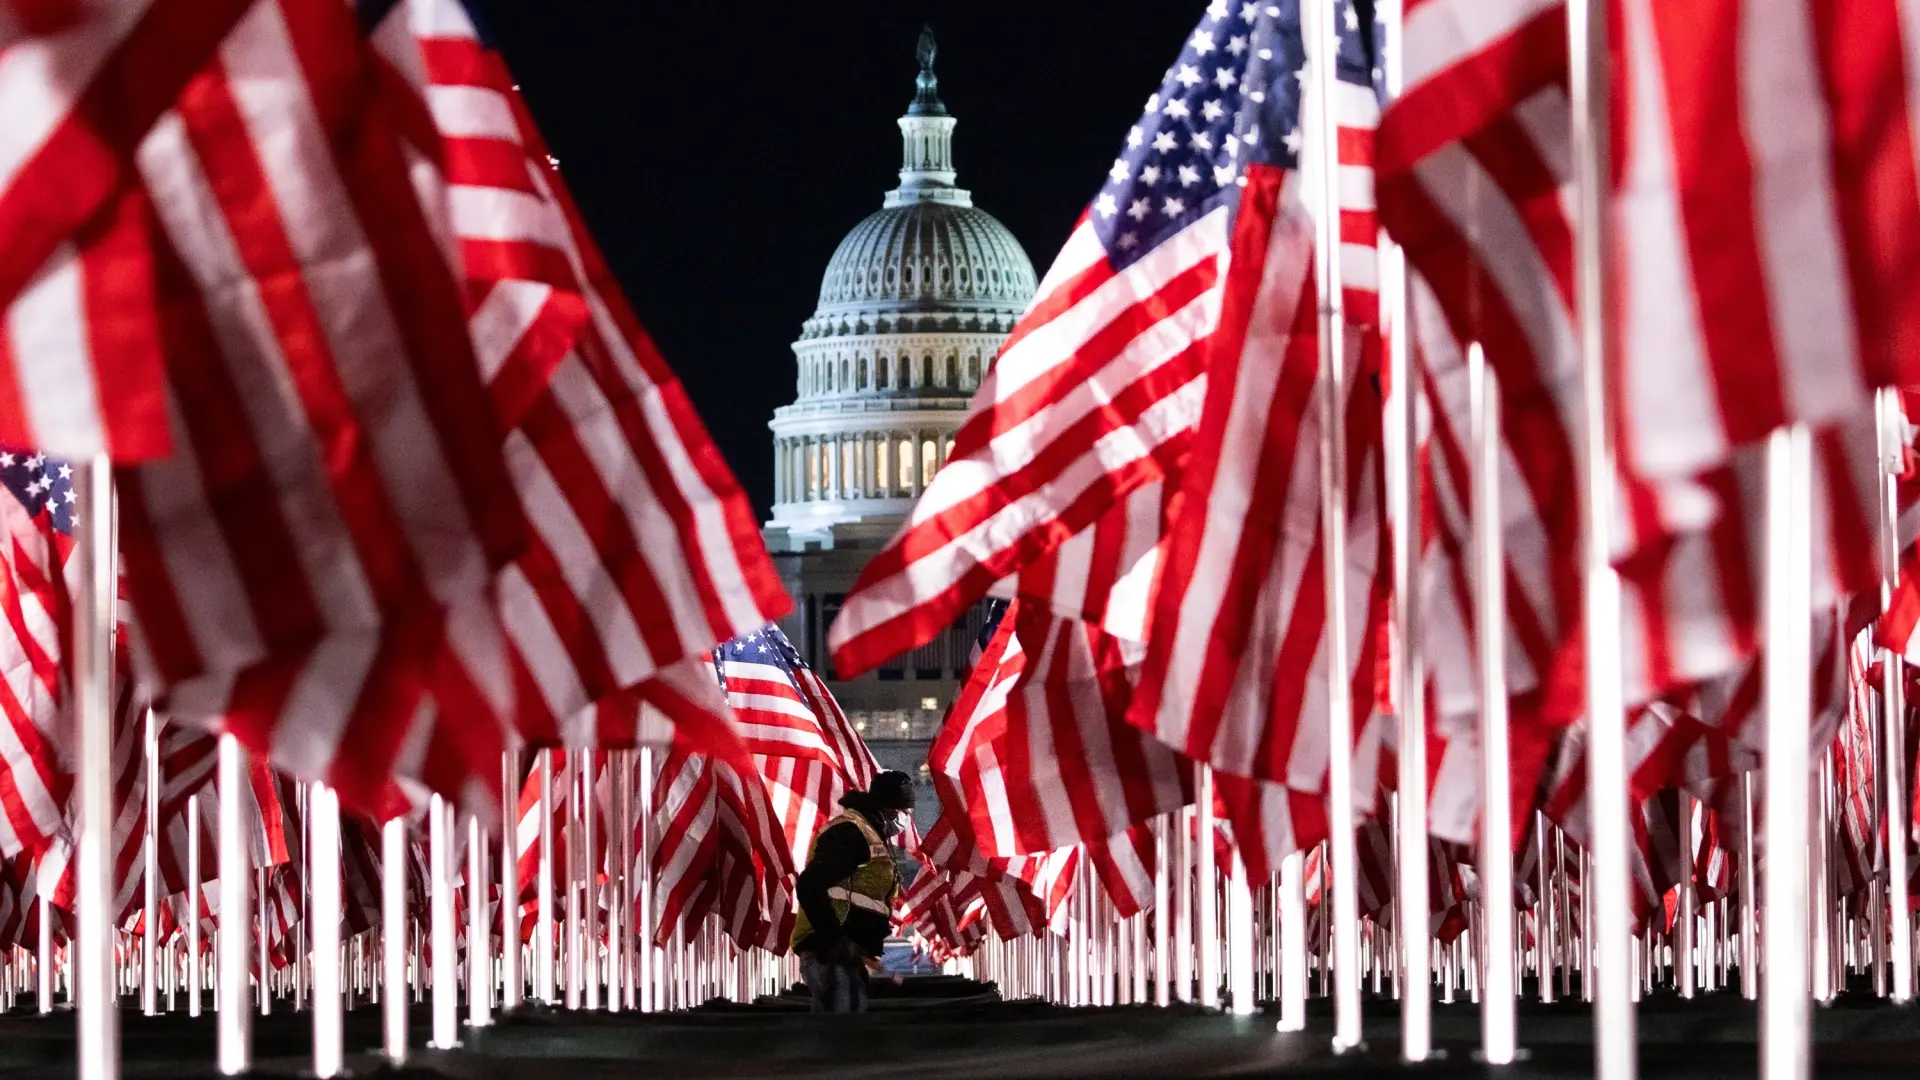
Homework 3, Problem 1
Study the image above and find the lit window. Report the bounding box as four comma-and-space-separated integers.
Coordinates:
922, 439, 937, 486
898, 438, 914, 489
877, 440, 891, 494
920, 697, 939, 711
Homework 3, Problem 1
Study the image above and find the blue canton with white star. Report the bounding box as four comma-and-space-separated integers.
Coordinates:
716, 625, 813, 681
1090, 0, 1382, 269
0, 450, 77, 535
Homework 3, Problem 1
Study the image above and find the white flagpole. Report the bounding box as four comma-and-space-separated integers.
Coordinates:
1196, 764, 1218, 1008
142, 709, 160, 1018
582, 757, 600, 1011
1376, 0, 1430, 1057
429, 794, 459, 1048
467, 814, 493, 1028
1469, 343, 1517, 1063
1305, 0, 1361, 1052
1152, 816, 1171, 1006
613, 750, 634, 1012
381, 816, 408, 1063
37, 891, 50, 1014
1677, 796, 1697, 999
216, 735, 252, 1075
1761, 425, 1814, 1080
1226, 849, 1256, 1016
1174, 807, 1194, 1003
73, 455, 117, 1080
1878, 387, 1915, 1003
1740, 773, 1759, 1000
537, 750, 558, 1004
564, 750, 583, 1010
501, 750, 522, 1012
1278, 851, 1308, 1032
309, 783, 344, 1078
637, 745, 655, 1013
188, 795, 202, 1018
1568, 0, 1635, 1075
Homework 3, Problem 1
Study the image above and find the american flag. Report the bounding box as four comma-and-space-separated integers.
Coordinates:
1125, 0, 1390, 802
714, 625, 878, 872
372, 0, 791, 759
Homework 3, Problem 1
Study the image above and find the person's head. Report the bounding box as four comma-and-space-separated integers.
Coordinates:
845, 770, 916, 836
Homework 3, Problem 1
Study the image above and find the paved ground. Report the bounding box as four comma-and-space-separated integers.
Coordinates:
0, 978, 1915, 1077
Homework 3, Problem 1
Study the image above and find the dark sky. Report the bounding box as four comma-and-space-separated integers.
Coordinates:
473, 1, 1208, 520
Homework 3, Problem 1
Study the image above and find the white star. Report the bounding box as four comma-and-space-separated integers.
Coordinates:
1163, 97, 1190, 120
1162, 196, 1186, 217
1190, 30, 1216, 56
1140, 164, 1162, 185
1344, 3, 1359, 30
1177, 165, 1201, 187
1225, 132, 1241, 157
1250, 89, 1266, 103
1214, 67, 1238, 91
1226, 35, 1249, 57
1207, 0, 1230, 19
1110, 158, 1131, 182
0, 453, 14, 469
1117, 232, 1141, 250
62, 490, 74, 504
1283, 127, 1302, 154
1127, 125, 1144, 149
26, 453, 43, 469
1213, 163, 1237, 186
1190, 130, 1214, 152
56, 464, 69, 479
1152, 130, 1179, 153
1095, 192, 1119, 218
1202, 98, 1226, 122
1243, 126, 1260, 146
1127, 198, 1152, 222
1240, 2, 1259, 20
1176, 64, 1203, 89
1145, 93, 1160, 114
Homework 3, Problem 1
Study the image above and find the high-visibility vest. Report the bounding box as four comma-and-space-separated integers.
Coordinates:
790, 810, 898, 950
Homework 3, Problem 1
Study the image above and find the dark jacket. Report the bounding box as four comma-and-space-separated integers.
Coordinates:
793, 798, 898, 960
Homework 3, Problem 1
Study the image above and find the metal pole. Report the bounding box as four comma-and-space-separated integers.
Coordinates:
1305, 0, 1361, 1053
565, 750, 583, 1010
1278, 851, 1308, 1032
1741, 772, 1759, 1001
1468, 342, 1517, 1062
429, 795, 458, 1048
537, 750, 557, 1004
1152, 816, 1171, 1006
381, 817, 408, 1062
142, 710, 160, 1017
1227, 848, 1255, 1015
188, 795, 202, 1018
1879, 388, 1915, 1003
637, 745, 655, 1013
1174, 807, 1193, 1003
467, 814, 493, 1028
217, 735, 251, 1075
1762, 425, 1813, 1080
582, 756, 600, 1011
1568, 0, 1634, 1074
501, 749, 522, 1011
1538, 814, 1556, 1004
1196, 765, 1218, 1008
310, 783, 344, 1078
615, 750, 634, 1011
73, 454, 117, 1080
1677, 795, 1697, 999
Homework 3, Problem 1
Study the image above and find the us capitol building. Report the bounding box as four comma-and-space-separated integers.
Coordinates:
763, 30, 1034, 795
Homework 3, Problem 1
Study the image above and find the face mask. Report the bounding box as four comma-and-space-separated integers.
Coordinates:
881, 812, 906, 838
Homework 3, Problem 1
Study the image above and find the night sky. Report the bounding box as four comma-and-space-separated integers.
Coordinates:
474, 1, 1207, 520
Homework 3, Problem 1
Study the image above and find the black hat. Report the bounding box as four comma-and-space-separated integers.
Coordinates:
868, 770, 917, 812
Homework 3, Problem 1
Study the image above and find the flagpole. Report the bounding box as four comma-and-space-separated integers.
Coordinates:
73, 455, 117, 1080
1174, 806, 1194, 1003
1677, 796, 1697, 999
636, 745, 655, 1012
1740, 774, 1759, 1000
1195, 764, 1218, 1008
429, 794, 459, 1048
310, 783, 344, 1078
1567, 0, 1635, 1075
582, 757, 600, 1011
565, 750, 584, 1010
188, 795, 203, 1018
537, 750, 558, 1004
1878, 387, 1915, 1003
1304, 0, 1362, 1052
381, 816, 409, 1062
1278, 851, 1307, 1032
1468, 342, 1517, 1062
216, 735, 252, 1075
501, 749, 522, 1011
142, 709, 160, 1018
1152, 816, 1171, 1006
1761, 425, 1814, 1080
1226, 848, 1255, 1016
467, 813, 493, 1028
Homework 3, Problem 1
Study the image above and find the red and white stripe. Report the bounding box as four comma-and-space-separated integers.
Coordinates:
0, 480, 69, 857
379, 0, 789, 753
115, 0, 526, 817
1612, 0, 1920, 484
648, 741, 796, 953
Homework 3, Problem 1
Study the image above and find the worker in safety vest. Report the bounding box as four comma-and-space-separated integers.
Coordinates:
791, 770, 915, 1013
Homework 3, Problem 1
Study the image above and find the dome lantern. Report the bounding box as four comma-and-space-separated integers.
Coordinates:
888, 26, 966, 209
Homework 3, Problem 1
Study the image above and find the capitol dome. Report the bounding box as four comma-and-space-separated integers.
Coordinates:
768, 28, 1036, 544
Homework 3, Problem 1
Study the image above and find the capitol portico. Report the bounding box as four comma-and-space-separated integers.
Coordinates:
764, 29, 1034, 799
